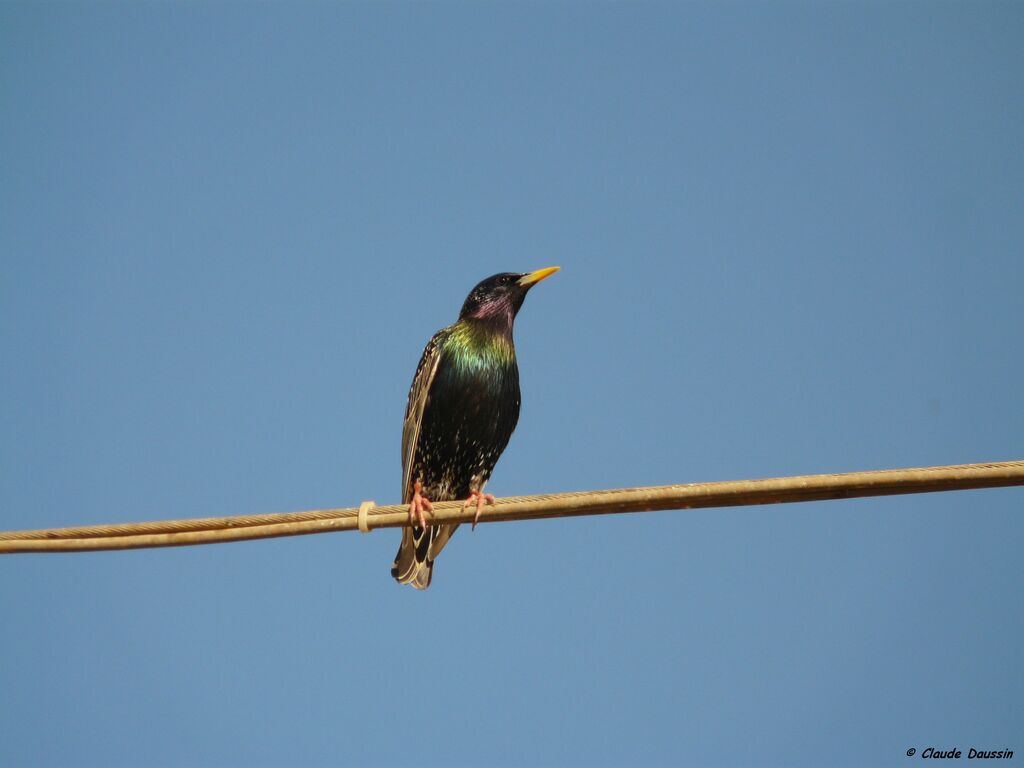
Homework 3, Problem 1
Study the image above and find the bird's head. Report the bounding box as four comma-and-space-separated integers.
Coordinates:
458, 267, 560, 326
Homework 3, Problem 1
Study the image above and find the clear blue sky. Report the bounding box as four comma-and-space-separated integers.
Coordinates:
2, 3, 1021, 766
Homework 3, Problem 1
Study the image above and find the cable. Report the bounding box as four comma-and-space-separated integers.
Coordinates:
2, 460, 1021, 554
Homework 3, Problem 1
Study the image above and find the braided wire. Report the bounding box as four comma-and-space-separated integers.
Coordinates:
2, 460, 1022, 553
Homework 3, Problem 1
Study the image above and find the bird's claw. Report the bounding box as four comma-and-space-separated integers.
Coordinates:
464, 490, 496, 530
408, 480, 433, 529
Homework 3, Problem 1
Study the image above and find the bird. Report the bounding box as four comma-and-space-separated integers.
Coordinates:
391, 267, 560, 589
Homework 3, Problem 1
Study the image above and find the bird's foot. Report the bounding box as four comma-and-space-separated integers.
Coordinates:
464, 490, 496, 530
408, 481, 433, 529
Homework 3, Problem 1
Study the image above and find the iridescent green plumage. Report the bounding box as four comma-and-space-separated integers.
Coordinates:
392, 269, 558, 589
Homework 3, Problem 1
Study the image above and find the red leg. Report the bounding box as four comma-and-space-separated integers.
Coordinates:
463, 490, 496, 530
408, 480, 433, 529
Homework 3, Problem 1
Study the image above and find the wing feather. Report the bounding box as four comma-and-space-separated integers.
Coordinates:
401, 330, 446, 504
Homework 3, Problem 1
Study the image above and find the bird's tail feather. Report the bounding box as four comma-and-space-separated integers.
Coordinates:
391, 523, 460, 590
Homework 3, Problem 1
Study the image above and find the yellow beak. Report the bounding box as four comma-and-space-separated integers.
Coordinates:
517, 266, 561, 286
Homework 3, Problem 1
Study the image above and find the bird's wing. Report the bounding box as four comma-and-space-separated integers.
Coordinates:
401, 330, 447, 504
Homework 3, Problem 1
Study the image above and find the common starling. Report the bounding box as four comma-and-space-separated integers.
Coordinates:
391, 267, 560, 589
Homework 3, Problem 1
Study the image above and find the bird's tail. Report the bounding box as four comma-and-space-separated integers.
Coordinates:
391, 523, 460, 590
